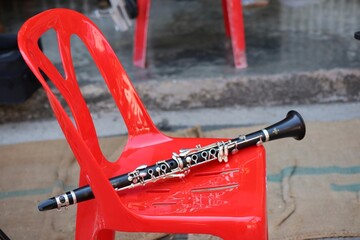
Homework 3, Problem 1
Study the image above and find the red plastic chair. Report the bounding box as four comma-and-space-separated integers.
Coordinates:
134, 0, 247, 69
18, 9, 266, 240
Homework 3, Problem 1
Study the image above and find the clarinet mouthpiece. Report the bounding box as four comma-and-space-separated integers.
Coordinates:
38, 198, 57, 211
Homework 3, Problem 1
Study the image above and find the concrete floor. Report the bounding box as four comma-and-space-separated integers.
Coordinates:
1, 102, 360, 145
1, 0, 360, 124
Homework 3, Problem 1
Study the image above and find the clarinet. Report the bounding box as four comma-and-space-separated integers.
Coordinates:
38, 110, 306, 211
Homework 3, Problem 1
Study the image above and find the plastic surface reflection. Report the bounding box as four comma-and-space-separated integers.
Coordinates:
18, 9, 267, 240
119, 141, 264, 217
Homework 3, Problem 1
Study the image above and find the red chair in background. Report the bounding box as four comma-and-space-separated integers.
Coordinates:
134, 0, 247, 69
18, 9, 265, 240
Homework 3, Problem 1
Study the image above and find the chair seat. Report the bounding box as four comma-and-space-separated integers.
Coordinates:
76, 135, 267, 239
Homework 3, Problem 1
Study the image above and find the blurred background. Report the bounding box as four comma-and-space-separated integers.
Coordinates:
0, 0, 360, 239
1, 0, 360, 136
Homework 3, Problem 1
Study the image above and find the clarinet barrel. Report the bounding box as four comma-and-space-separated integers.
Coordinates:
265, 110, 306, 142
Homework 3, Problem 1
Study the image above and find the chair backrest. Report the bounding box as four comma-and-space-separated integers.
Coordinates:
18, 9, 267, 240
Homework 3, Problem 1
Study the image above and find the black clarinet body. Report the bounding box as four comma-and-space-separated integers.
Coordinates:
38, 110, 306, 211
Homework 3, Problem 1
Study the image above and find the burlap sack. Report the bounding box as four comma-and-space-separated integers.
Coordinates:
205, 119, 360, 239
0, 127, 202, 240
1, 120, 360, 239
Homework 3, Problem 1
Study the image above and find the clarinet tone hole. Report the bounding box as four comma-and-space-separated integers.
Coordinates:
201, 151, 208, 159
161, 165, 167, 171
59, 196, 65, 203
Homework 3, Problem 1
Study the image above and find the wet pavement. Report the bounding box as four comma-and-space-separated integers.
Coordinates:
1, 0, 360, 124
3, 0, 360, 81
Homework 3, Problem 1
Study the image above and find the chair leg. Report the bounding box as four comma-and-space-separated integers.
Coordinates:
225, 0, 247, 69
221, 0, 231, 38
95, 229, 115, 240
133, 0, 151, 68
75, 204, 116, 240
